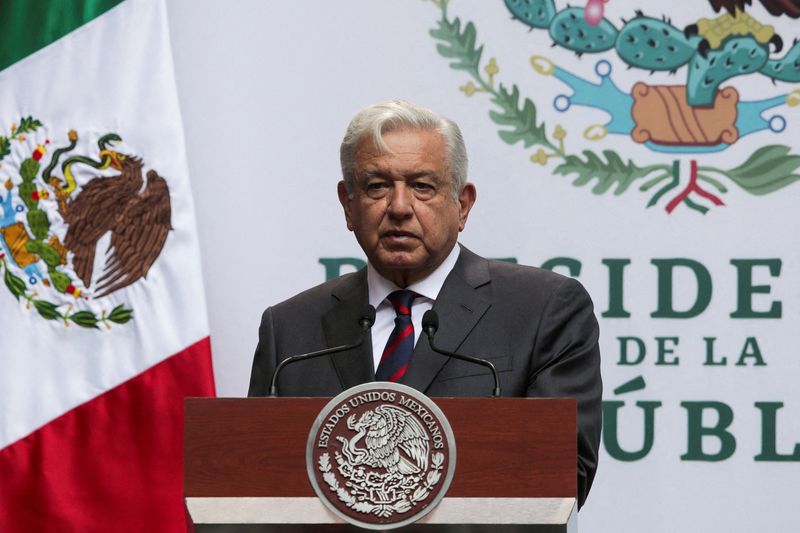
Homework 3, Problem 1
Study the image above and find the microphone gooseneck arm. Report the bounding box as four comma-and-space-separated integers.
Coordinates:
421, 310, 502, 397
268, 305, 376, 397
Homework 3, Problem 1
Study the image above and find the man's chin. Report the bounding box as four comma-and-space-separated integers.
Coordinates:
376, 256, 422, 271
370, 252, 431, 280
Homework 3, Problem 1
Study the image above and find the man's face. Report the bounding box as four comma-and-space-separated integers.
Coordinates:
338, 128, 476, 288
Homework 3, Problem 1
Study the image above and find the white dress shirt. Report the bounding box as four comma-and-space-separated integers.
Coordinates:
367, 244, 461, 371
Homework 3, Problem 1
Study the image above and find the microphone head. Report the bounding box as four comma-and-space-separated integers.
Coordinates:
359, 304, 376, 329
421, 309, 439, 336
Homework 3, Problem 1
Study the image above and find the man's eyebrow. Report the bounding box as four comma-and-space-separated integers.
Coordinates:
404, 171, 440, 180
359, 170, 442, 181
359, 170, 390, 181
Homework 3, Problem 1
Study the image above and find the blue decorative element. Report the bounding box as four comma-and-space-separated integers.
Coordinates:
1, 188, 43, 280
736, 95, 786, 136
549, 60, 792, 154
769, 115, 787, 133
1, 190, 15, 226
644, 143, 729, 154
551, 61, 635, 135
1, 190, 20, 270
554, 94, 571, 112
594, 60, 611, 78
24, 264, 44, 283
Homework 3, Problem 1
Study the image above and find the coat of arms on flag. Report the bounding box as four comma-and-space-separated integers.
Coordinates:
1, 120, 173, 328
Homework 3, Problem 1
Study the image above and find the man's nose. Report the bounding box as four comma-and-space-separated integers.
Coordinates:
386, 183, 414, 217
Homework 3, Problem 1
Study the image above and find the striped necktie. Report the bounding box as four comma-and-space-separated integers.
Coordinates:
375, 290, 417, 382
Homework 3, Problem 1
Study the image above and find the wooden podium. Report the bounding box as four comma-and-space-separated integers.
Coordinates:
184, 397, 578, 532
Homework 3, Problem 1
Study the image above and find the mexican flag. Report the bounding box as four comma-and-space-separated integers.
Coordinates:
0, 1, 215, 530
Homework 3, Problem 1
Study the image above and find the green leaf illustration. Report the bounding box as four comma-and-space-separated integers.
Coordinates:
554, 150, 653, 195
0, 136, 9, 161
69, 310, 99, 329
16, 116, 42, 135
724, 145, 800, 195
107, 304, 134, 324
429, 15, 483, 74
33, 299, 61, 320
489, 84, 548, 148
4, 267, 27, 300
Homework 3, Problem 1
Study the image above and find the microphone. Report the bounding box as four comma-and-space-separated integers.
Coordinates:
268, 305, 376, 396
421, 309, 502, 397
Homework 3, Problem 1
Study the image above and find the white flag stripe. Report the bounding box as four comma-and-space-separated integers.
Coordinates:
0, 0, 208, 449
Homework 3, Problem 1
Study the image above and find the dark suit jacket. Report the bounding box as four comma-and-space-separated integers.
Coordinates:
249, 246, 602, 508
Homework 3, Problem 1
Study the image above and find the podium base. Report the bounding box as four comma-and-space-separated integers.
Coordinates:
186, 497, 577, 532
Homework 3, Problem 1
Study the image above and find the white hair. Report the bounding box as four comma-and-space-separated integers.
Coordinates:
340, 99, 468, 198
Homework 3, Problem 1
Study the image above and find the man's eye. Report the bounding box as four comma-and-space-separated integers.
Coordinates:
365, 182, 390, 197
412, 182, 436, 197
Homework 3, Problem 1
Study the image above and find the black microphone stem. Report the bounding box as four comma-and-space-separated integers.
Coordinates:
268, 341, 362, 397
422, 311, 502, 397
268, 306, 375, 397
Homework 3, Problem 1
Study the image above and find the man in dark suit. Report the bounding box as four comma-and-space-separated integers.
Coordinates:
249, 100, 601, 508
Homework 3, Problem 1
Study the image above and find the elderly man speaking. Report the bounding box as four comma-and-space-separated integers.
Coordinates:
248, 100, 602, 507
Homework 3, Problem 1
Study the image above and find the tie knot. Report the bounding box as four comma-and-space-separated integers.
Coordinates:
388, 290, 416, 316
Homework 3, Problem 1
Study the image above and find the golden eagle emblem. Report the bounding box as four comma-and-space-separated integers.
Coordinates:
60, 148, 172, 298
0, 119, 171, 328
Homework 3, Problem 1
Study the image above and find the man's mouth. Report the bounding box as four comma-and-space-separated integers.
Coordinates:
381, 231, 418, 244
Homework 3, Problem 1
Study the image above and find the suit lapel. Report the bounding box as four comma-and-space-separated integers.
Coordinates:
322, 269, 375, 391
401, 246, 492, 393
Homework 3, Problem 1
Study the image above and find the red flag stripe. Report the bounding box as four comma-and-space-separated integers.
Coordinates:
0, 337, 215, 533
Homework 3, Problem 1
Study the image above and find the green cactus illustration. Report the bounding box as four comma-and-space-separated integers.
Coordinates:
505, 4, 800, 107
549, 7, 617, 55
504, 0, 556, 29
760, 39, 800, 82
688, 36, 768, 106
617, 16, 702, 72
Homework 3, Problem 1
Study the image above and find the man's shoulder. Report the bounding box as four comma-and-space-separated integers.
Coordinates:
491, 260, 585, 300
270, 269, 365, 314
460, 246, 576, 290
489, 258, 569, 283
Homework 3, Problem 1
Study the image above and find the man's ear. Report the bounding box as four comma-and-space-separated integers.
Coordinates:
337, 180, 355, 231
457, 183, 477, 231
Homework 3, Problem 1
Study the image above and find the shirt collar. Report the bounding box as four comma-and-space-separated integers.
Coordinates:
368, 243, 461, 308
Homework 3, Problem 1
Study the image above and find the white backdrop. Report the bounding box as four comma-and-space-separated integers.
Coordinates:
165, 1, 800, 531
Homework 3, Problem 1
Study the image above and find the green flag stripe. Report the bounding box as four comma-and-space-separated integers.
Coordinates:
0, 0, 125, 72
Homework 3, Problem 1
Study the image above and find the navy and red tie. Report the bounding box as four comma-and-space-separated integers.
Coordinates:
375, 290, 417, 382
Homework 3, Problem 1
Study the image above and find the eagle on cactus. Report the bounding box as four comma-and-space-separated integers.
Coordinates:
52, 133, 172, 298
